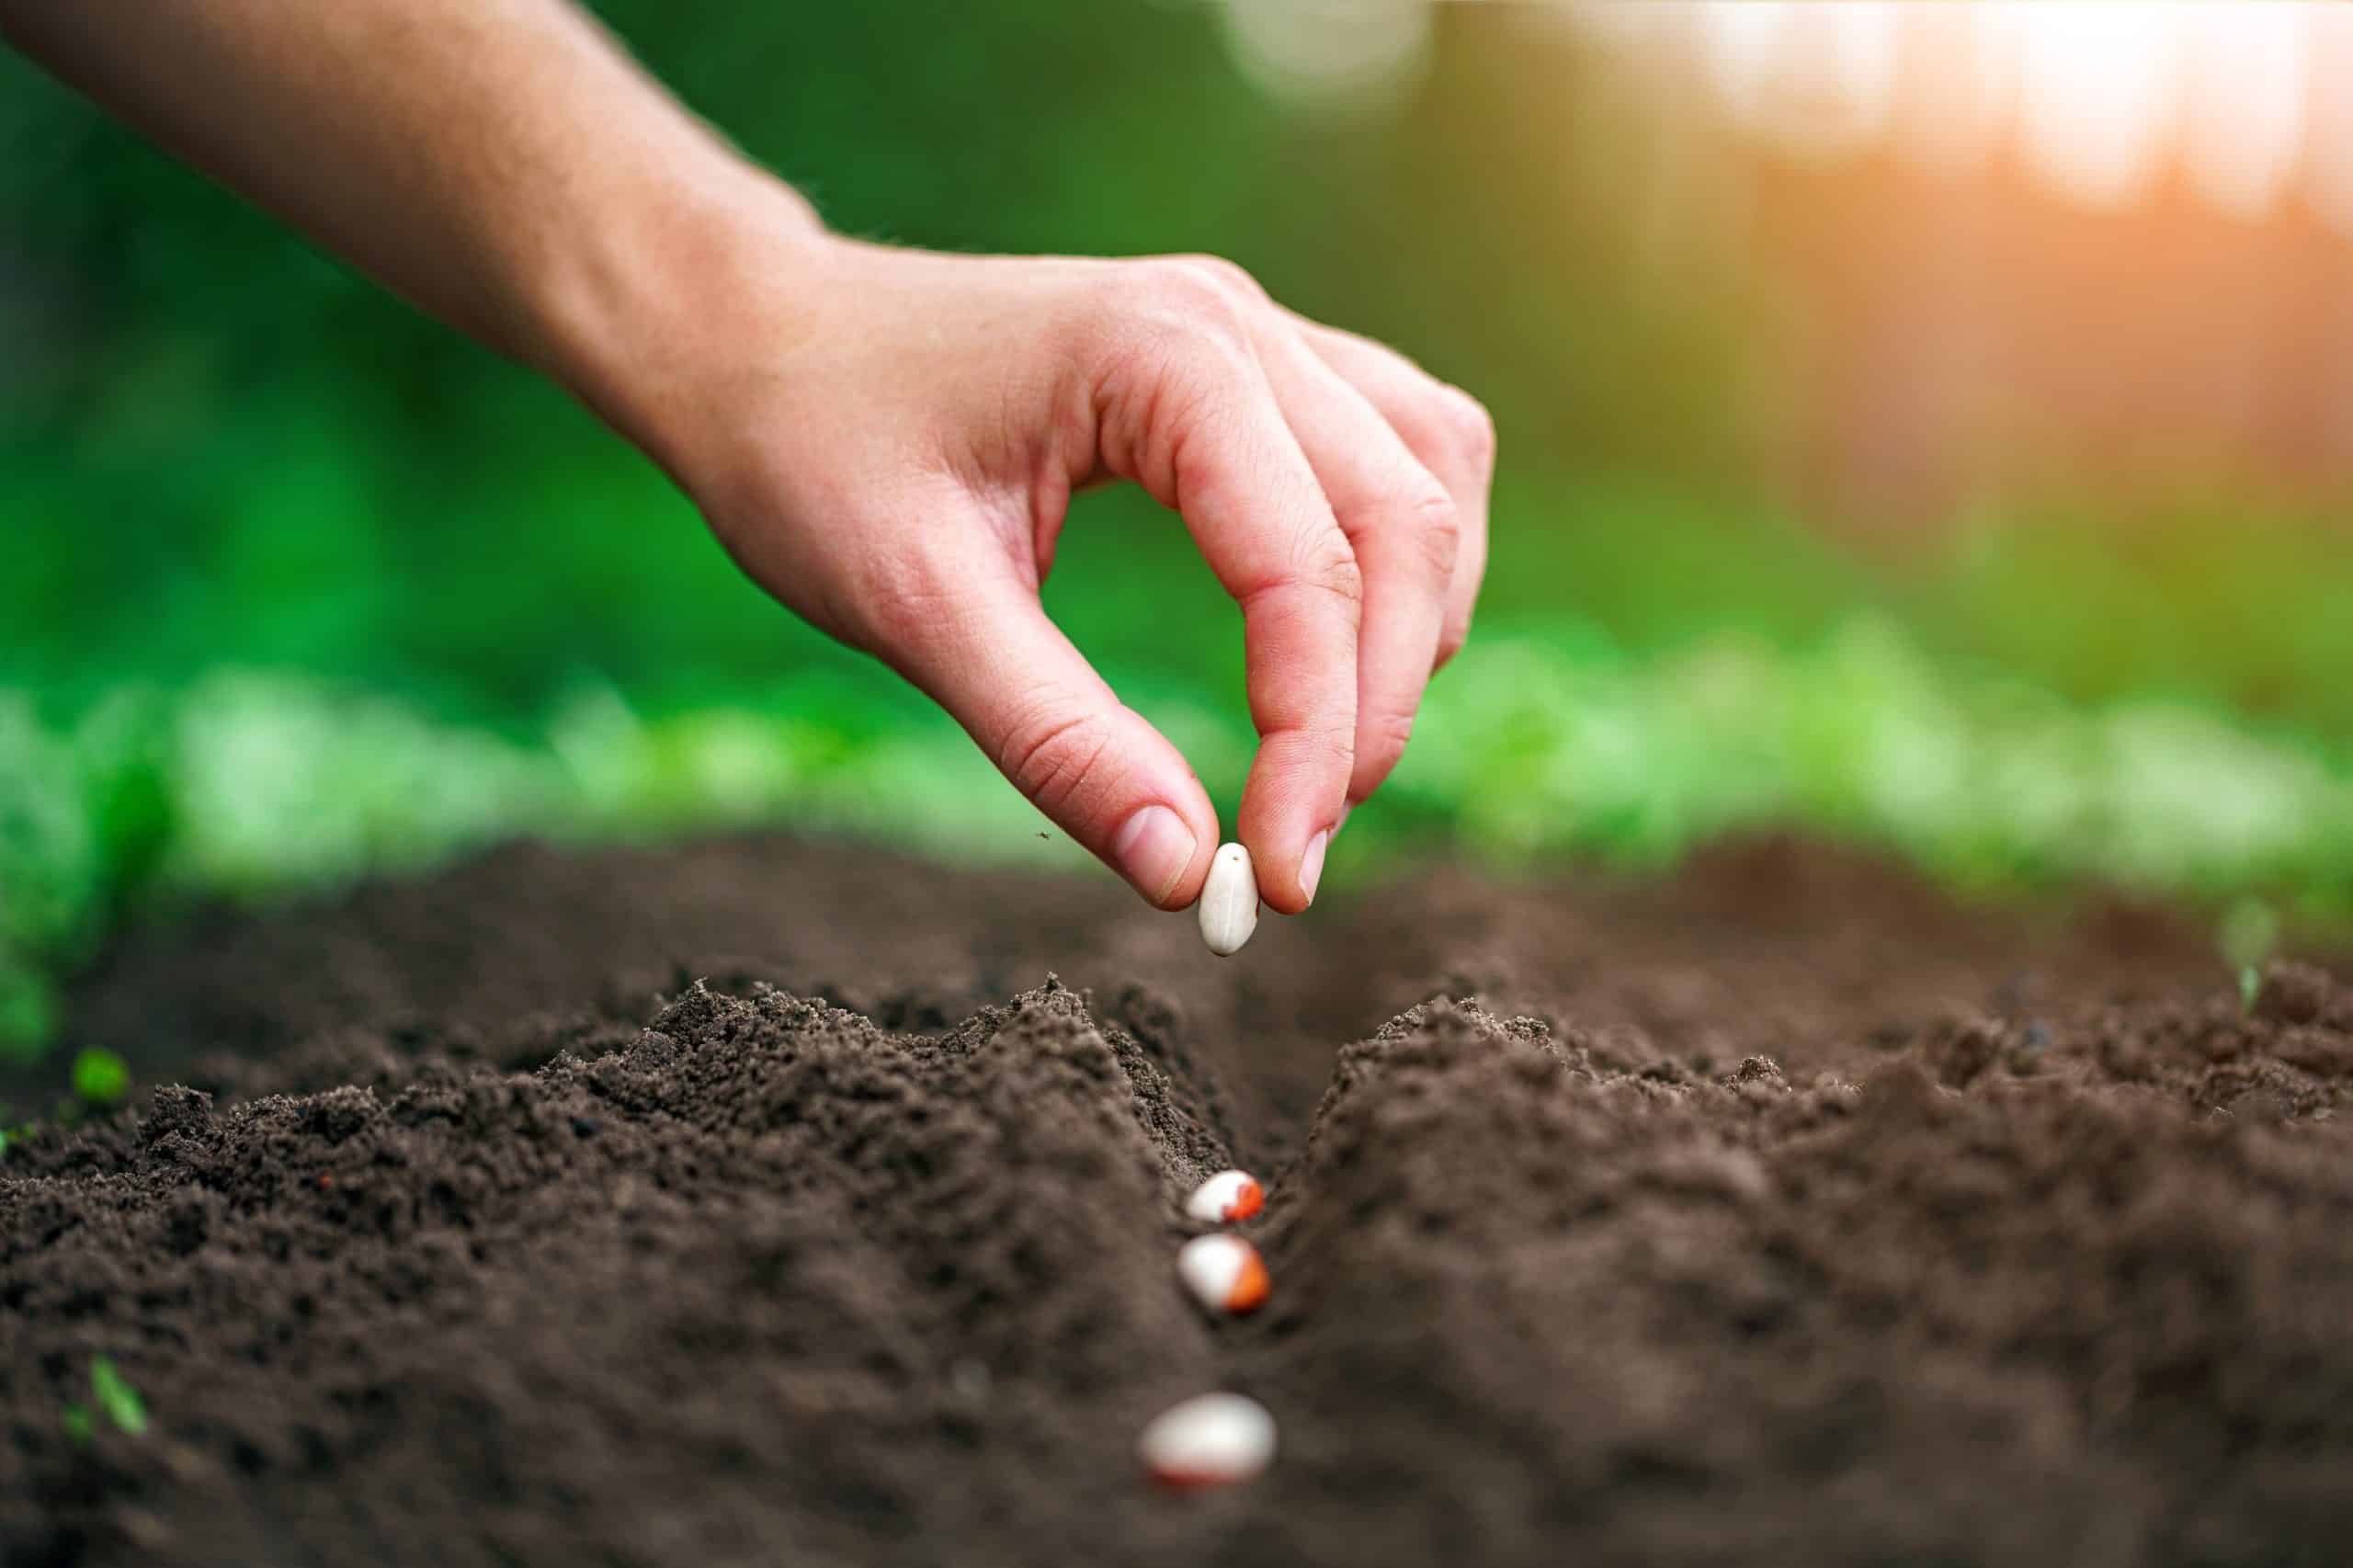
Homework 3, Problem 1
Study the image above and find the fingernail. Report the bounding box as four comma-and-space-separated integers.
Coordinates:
1300, 829, 1329, 905
1113, 805, 1198, 905
1334, 802, 1353, 838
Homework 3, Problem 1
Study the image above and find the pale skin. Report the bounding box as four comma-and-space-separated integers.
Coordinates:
1, 0, 1494, 915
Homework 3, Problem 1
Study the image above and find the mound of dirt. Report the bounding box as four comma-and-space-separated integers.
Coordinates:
6, 834, 2352, 1565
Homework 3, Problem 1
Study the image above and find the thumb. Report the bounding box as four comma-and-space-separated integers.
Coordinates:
889, 562, 1220, 910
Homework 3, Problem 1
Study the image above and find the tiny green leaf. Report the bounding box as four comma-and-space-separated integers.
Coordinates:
2240, 963, 2262, 1015
91, 1358, 148, 1436
62, 1403, 93, 1445
72, 1049, 131, 1108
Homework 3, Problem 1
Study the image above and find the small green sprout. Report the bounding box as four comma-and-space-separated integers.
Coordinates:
71, 1049, 131, 1108
90, 1358, 149, 1435
61, 1404, 93, 1444
2220, 899, 2280, 1015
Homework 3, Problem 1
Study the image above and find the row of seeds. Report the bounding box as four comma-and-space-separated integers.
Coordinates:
1138, 1169, 1277, 1489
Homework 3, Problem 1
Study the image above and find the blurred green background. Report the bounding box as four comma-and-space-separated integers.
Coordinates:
6, 1, 2353, 1057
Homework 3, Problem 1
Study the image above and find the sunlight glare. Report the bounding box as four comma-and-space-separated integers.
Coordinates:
2177, 5, 2310, 222
1679, 1, 2327, 219
2012, 3, 2186, 209
1219, 0, 1432, 113
1700, 3, 1900, 160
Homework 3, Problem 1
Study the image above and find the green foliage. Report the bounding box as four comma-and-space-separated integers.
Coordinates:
90, 1358, 150, 1437
55, 1358, 148, 1444
7, 612, 2353, 1060
72, 1047, 131, 1106
6, 0, 2353, 1068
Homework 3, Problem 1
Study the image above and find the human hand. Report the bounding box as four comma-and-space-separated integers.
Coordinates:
585, 212, 1493, 915
3, 0, 1490, 914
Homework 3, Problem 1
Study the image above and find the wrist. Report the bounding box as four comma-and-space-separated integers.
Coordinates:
531, 157, 834, 482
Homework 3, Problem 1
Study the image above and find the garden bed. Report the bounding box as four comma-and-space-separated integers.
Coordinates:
7, 834, 2353, 1564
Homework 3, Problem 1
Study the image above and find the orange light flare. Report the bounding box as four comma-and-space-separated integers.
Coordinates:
1677, 1, 2322, 222
1528, 1, 2353, 509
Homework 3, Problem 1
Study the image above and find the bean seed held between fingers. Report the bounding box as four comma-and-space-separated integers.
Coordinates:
1198, 842, 1259, 957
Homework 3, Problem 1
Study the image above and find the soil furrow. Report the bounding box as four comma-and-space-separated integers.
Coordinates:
5, 833, 2352, 1564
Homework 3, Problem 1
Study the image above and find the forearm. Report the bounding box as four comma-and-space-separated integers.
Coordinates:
0, 0, 822, 413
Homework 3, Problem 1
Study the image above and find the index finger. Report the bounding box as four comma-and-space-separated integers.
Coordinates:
1103, 339, 1358, 913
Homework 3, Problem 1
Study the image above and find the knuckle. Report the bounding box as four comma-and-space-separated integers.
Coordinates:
1169, 254, 1267, 302
847, 549, 961, 654
1436, 385, 1497, 471
1290, 527, 1364, 613
1091, 282, 1256, 410
1313, 714, 1359, 770
1405, 484, 1461, 581
1364, 707, 1418, 761
1126, 261, 1255, 353
995, 699, 1117, 816
1265, 699, 1358, 774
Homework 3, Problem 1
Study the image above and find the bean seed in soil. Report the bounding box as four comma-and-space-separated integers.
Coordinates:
1138, 1392, 1277, 1489
1184, 1169, 1264, 1223
1176, 1233, 1270, 1315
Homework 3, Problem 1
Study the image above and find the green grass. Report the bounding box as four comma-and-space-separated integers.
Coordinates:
10, 598, 2353, 1064
71, 1048, 131, 1106
60, 1357, 149, 1444
90, 1358, 149, 1437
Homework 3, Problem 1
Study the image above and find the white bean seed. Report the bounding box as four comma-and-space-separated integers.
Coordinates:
1197, 842, 1259, 957
1184, 1168, 1265, 1223
1176, 1233, 1270, 1315
1139, 1392, 1277, 1489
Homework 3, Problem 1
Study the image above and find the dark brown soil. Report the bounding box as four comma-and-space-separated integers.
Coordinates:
7, 833, 2353, 1566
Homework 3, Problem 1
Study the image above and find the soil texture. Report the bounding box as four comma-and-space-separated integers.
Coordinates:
6, 833, 2353, 1566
